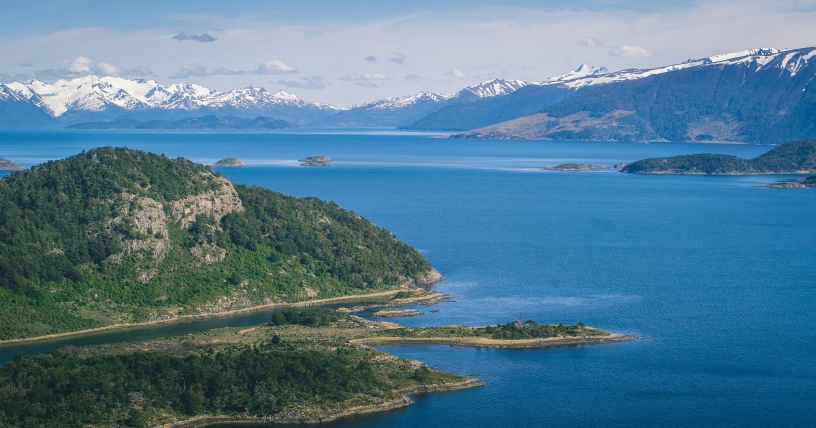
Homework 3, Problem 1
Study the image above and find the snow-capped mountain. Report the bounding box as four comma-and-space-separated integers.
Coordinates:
321, 79, 530, 126
1, 76, 338, 124
546, 47, 805, 89
451, 46, 816, 143
458, 79, 529, 99
405, 46, 816, 133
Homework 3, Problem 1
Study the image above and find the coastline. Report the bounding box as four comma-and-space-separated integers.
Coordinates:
162, 378, 483, 427
0, 284, 437, 346
354, 333, 635, 349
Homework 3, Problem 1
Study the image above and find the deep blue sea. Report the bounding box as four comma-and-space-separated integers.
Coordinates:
1, 129, 814, 427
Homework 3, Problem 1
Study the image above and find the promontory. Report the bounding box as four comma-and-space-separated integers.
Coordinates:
0, 147, 438, 341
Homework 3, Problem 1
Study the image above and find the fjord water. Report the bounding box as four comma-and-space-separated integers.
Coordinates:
1, 130, 815, 427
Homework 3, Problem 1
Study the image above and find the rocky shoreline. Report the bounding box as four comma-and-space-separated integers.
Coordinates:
355, 333, 635, 349
163, 378, 483, 427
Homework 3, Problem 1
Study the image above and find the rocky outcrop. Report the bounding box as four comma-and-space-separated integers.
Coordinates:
412, 268, 443, 285
190, 243, 227, 264
170, 174, 244, 229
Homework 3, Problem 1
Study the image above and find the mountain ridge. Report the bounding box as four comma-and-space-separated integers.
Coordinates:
450, 46, 816, 143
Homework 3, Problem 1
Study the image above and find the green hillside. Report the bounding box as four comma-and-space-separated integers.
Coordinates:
0, 147, 435, 340
622, 139, 816, 174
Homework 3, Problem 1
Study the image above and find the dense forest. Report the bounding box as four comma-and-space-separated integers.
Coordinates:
0, 338, 435, 428
622, 139, 816, 174
0, 308, 472, 427
0, 147, 433, 340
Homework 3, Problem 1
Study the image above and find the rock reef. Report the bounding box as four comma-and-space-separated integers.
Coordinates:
300, 156, 332, 166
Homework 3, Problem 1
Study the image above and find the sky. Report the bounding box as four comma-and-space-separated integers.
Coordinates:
1, 0, 815, 107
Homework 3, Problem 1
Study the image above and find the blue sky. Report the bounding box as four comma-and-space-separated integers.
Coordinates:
2, 0, 815, 106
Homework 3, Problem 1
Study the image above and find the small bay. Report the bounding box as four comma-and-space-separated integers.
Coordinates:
1, 129, 814, 427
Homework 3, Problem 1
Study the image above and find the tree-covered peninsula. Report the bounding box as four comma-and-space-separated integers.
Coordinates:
0, 309, 629, 427
0, 147, 438, 340
621, 139, 816, 174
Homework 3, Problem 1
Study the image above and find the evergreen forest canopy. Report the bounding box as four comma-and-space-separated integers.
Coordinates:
621, 139, 816, 174
0, 147, 433, 340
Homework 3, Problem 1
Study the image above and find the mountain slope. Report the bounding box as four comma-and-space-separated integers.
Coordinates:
452, 47, 816, 143
0, 148, 436, 340
0, 84, 56, 127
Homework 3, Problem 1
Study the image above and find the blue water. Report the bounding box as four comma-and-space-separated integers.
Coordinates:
1, 130, 814, 427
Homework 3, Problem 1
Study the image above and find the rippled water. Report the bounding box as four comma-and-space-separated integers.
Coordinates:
1, 130, 814, 426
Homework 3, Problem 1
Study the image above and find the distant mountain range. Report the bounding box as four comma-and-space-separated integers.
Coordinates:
3, 47, 816, 143
67, 115, 295, 130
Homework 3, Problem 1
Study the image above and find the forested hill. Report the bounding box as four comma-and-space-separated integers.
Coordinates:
0, 147, 435, 340
621, 139, 816, 174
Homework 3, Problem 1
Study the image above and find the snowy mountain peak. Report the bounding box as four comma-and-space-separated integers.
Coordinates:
459, 79, 529, 98
683, 48, 783, 65
545, 65, 609, 83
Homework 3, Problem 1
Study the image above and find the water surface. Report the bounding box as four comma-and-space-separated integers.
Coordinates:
1, 130, 814, 427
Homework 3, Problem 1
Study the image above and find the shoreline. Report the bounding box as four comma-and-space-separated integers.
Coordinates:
163, 378, 483, 427
353, 333, 635, 349
0, 287, 425, 346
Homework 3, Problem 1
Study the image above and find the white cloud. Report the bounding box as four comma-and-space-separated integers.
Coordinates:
95, 62, 123, 76
609, 45, 653, 57
67, 56, 94, 73
577, 37, 603, 47
256, 59, 297, 74
364, 56, 377, 62
448, 68, 466, 79
405, 74, 422, 82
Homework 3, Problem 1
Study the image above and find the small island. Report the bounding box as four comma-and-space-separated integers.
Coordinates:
0, 308, 632, 427
211, 157, 244, 167
547, 163, 612, 171
621, 139, 816, 175
300, 156, 332, 166
0, 157, 25, 171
